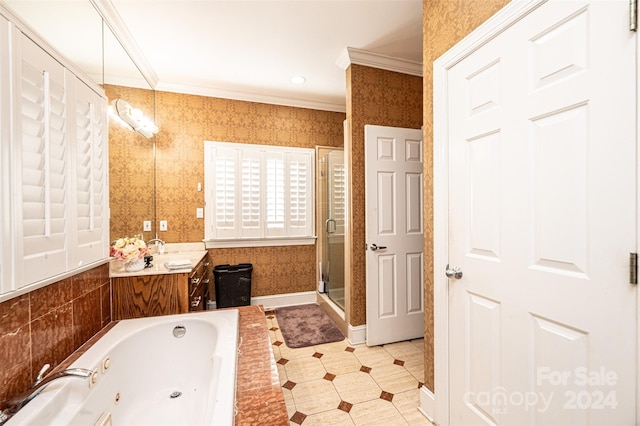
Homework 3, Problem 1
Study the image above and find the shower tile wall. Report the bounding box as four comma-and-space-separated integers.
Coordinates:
0, 263, 110, 409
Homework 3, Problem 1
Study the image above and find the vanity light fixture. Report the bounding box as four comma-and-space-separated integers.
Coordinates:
289, 75, 307, 85
109, 98, 158, 138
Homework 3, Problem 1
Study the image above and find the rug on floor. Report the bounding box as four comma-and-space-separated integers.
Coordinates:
275, 303, 345, 348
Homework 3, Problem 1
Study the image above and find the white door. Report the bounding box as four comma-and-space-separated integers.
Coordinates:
365, 125, 424, 346
446, 1, 636, 424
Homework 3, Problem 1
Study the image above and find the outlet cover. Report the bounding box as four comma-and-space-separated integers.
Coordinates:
196, 208, 204, 218
143, 220, 151, 232
160, 220, 168, 231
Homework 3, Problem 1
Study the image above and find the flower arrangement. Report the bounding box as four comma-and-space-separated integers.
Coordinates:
110, 235, 149, 264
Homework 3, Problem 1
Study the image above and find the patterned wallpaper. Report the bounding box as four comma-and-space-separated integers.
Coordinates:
106, 85, 156, 242
346, 65, 423, 327
422, 0, 511, 392
108, 87, 345, 297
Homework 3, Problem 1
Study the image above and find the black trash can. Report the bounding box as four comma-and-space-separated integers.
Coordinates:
213, 263, 253, 308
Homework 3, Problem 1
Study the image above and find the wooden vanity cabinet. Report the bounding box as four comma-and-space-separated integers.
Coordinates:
111, 254, 210, 320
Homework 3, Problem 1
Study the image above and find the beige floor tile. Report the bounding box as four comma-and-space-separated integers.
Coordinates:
404, 357, 425, 383
410, 338, 425, 349
282, 388, 296, 418
382, 341, 424, 362
349, 398, 408, 426
320, 351, 362, 376
396, 396, 434, 426
284, 356, 327, 383
370, 364, 419, 394
332, 371, 382, 404
272, 344, 282, 361
277, 362, 288, 386
302, 409, 355, 425
291, 378, 342, 415
314, 339, 351, 353
352, 345, 396, 369
280, 344, 318, 361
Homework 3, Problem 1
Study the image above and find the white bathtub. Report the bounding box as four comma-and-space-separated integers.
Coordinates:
7, 309, 239, 426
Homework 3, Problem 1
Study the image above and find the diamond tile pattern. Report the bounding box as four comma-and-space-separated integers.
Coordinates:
266, 312, 433, 425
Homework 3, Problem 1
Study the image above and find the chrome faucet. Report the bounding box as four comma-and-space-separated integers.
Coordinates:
0, 364, 93, 424
146, 238, 165, 254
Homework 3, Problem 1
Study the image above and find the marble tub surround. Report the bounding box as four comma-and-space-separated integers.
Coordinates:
236, 305, 290, 425
0, 264, 110, 411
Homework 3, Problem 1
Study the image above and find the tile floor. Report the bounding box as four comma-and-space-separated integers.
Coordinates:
265, 312, 434, 425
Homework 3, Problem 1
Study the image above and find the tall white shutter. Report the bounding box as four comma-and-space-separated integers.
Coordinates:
329, 154, 345, 235
266, 152, 285, 236
288, 153, 312, 236
0, 16, 11, 295
15, 34, 69, 285
240, 150, 262, 237
71, 80, 108, 266
213, 146, 237, 238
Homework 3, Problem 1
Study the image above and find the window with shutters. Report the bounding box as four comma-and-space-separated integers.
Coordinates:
204, 141, 315, 248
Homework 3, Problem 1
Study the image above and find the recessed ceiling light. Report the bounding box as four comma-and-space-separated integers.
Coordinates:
290, 75, 307, 85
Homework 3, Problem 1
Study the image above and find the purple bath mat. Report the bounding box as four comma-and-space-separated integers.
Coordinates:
275, 304, 345, 348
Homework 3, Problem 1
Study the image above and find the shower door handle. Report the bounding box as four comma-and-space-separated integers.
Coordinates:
326, 219, 337, 234
370, 244, 387, 251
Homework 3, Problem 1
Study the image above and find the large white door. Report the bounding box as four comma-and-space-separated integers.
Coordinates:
365, 125, 424, 346
446, 1, 636, 424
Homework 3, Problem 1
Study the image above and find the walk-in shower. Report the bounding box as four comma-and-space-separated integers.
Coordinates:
317, 148, 345, 310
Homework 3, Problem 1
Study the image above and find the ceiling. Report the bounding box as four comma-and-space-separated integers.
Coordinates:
3, 0, 424, 112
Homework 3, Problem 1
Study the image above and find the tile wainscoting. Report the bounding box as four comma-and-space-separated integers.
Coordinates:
0, 263, 111, 409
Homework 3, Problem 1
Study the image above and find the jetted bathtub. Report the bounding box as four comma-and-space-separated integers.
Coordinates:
6, 309, 239, 425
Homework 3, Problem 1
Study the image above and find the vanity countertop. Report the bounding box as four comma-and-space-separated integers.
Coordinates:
109, 242, 208, 278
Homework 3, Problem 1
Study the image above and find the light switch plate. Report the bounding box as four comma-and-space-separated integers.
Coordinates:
160, 220, 168, 231
143, 220, 151, 231
196, 208, 204, 218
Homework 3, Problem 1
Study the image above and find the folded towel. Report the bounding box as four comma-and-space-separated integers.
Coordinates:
164, 260, 194, 270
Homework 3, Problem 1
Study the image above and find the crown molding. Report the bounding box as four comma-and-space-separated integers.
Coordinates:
336, 47, 423, 77
155, 81, 347, 113
90, 0, 159, 89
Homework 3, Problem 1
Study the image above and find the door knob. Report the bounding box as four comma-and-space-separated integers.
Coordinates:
370, 244, 387, 251
445, 264, 463, 279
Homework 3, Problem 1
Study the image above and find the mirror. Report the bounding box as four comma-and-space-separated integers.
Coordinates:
3, 0, 157, 242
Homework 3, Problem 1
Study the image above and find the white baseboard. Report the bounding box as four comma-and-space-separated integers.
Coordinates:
207, 291, 316, 310
419, 386, 436, 424
348, 324, 366, 345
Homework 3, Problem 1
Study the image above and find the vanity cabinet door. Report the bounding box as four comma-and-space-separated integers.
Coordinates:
12, 30, 71, 287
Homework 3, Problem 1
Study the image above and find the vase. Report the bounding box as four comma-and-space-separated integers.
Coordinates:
124, 257, 145, 272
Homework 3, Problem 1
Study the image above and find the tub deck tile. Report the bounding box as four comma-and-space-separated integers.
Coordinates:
235, 305, 289, 425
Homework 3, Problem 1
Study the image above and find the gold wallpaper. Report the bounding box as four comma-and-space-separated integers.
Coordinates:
108, 87, 345, 298
106, 85, 156, 242
422, 0, 511, 392
346, 65, 423, 327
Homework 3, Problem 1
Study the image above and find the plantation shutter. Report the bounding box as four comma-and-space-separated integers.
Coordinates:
213, 146, 237, 238
73, 80, 108, 266
240, 149, 262, 237
204, 141, 314, 245
266, 151, 285, 236
17, 35, 69, 285
288, 153, 312, 236
329, 156, 345, 235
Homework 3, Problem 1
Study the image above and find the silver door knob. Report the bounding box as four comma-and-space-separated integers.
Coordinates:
370, 244, 387, 251
445, 264, 463, 279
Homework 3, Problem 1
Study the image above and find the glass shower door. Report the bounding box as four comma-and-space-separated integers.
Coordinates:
324, 150, 345, 310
